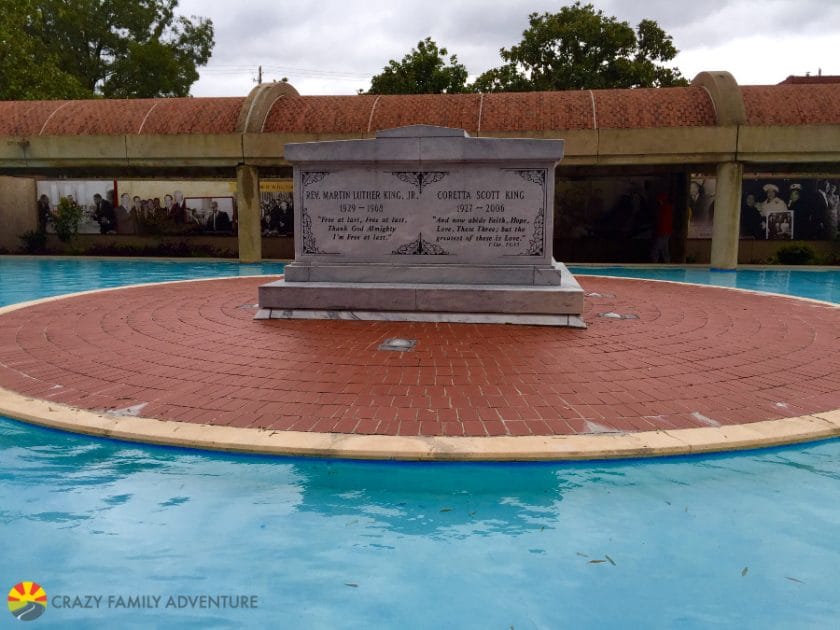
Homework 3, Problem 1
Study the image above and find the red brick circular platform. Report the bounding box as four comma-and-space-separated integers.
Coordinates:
1, 275, 839, 459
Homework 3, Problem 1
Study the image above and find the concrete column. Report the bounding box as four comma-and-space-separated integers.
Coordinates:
0, 176, 37, 252
236, 164, 262, 263
710, 161, 743, 270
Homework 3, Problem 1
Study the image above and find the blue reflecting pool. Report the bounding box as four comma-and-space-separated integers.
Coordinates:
1, 258, 838, 628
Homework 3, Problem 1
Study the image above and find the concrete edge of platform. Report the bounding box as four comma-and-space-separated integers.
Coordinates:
2, 386, 839, 461
0, 274, 284, 316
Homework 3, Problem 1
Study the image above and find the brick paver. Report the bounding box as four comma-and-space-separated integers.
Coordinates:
1, 276, 839, 438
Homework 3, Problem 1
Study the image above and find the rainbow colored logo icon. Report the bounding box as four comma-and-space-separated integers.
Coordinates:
7, 582, 47, 621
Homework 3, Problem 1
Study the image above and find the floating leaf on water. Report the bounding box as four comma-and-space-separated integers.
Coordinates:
605, 554, 616, 566
785, 576, 804, 584
589, 559, 606, 564
344, 583, 358, 588
741, 567, 749, 576
440, 507, 453, 512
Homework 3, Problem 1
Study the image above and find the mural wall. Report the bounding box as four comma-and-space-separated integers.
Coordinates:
259, 179, 294, 237
35, 178, 295, 237
687, 176, 840, 240
554, 176, 674, 240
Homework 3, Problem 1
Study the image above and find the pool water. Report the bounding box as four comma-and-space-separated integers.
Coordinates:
567, 265, 840, 303
1, 258, 839, 628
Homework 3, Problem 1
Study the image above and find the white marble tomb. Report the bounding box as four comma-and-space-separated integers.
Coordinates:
257, 125, 585, 327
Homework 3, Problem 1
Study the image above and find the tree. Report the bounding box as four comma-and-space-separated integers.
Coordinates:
368, 37, 468, 95
473, 2, 687, 92
0, 0, 88, 99
0, 0, 213, 100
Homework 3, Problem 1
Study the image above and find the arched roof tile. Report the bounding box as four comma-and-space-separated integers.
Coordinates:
370, 94, 481, 131
262, 95, 378, 134
138, 97, 244, 134
0, 101, 67, 136
39, 99, 157, 135
593, 87, 716, 129
1, 84, 839, 139
479, 91, 593, 131
0, 97, 244, 136
742, 85, 840, 126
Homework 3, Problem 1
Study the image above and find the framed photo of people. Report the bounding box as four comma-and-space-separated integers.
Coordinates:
739, 177, 839, 240
35, 177, 302, 239
259, 179, 294, 237
766, 210, 794, 240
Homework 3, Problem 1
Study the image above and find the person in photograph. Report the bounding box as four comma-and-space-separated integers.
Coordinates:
759, 183, 786, 216
767, 211, 793, 239
827, 183, 839, 239
205, 200, 232, 233
279, 200, 294, 236
800, 180, 829, 239
128, 195, 146, 234
266, 196, 283, 234
115, 192, 135, 234
92, 192, 117, 234
688, 180, 707, 224
779, 213, 792, 238
787, 183, 803, 238
268, 198, 294, 235
37, 194, 52, 233
150, 197, 165, 223
787, 184, 802, 211
170, 190, 189, 225
767, 213, 780, 239
740, 193, 764, 239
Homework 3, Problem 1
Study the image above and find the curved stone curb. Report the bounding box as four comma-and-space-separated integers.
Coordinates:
2, 386, 838, 461
2, 274, 840, 460
0, 274, 283, 317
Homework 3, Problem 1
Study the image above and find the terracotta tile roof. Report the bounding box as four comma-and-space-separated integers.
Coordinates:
371, 94, 482, 132
479, 91, 593, 131
138, 98, 244, 134
261, 95, 379, 134
742, 85, 840, 125
1, 84, 839, 138
593, 87, 716, 128
262, 88, 716, 134
39, 99, 158, 135
778, 75, 840, 85
0, 101, 67, 136
0, 97, 244, 136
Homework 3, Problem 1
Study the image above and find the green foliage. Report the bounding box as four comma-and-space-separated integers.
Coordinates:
19, 230, 47, 253
772, 244, 817, 265
0, 0, 213, 99
53, 197, 84, 243
473, 2, 688, 92
0, 0, 89, 99
368, 37, 468, 94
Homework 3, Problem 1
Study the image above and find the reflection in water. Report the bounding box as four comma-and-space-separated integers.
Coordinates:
2, 418, 840, 627
2, 260, 840, 627
0, 258, 286, 306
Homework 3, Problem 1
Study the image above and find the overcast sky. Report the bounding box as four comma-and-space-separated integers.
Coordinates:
178, 0, 840, 97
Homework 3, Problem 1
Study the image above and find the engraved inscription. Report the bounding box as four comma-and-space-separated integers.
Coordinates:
298, 166, 549, 261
